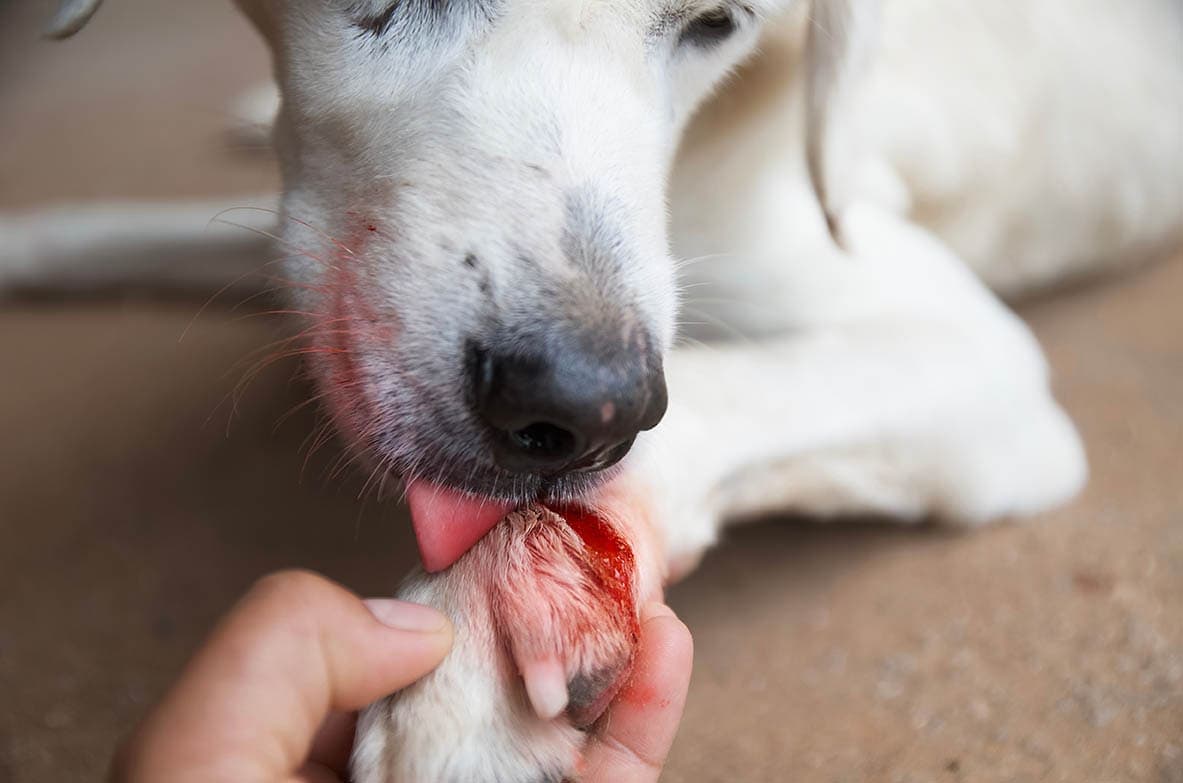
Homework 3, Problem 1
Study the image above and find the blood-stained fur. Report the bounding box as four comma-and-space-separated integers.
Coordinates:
353, 498, 664, 783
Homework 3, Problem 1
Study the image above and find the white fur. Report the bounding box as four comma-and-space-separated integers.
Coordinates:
355, 503, 663, 782
8, 0, 1182, 780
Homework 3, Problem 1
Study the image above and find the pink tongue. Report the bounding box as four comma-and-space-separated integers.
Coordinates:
406, 480, 516, 572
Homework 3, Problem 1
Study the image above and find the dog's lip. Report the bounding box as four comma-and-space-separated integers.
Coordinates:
406, 479, 517, 572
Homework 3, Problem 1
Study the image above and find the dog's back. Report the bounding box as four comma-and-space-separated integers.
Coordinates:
674, 0, 1183, 299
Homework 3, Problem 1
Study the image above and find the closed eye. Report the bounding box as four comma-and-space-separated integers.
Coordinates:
355, 2, 400, 37
678, 8, 738, 48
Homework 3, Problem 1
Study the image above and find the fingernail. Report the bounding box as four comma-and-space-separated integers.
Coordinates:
364, 599, 451, 633
641, 602, 676, 622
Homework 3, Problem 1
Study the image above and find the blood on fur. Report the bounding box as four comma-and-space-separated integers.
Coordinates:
485, 504, 642, 728
304, 218, 399, 449
550, 503, 639, 643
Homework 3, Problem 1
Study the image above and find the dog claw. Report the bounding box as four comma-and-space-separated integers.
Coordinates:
521, 656, 569, 720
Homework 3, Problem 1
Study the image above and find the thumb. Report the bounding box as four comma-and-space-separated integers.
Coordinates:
112, 570, 452, 783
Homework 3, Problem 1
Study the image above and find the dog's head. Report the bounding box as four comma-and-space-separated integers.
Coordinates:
52, 0, 875, 569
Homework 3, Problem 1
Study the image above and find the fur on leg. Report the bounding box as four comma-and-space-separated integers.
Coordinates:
353, 498, 662, 783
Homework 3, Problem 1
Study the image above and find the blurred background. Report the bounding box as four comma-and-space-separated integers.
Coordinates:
1, 1, 1181, 782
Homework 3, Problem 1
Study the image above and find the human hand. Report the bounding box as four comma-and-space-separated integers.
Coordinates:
109, 570, 692, 783
576, 601, 695, 782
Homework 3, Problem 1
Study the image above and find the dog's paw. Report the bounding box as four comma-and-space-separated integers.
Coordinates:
927, 394, 1088, 526
352, 502, 662, 783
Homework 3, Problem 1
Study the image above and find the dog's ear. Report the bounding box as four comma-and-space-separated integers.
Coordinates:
44, 0, 105, 39
804, 0, 880, 247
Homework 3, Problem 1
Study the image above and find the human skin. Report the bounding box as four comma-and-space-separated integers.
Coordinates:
108, 570, 693, 783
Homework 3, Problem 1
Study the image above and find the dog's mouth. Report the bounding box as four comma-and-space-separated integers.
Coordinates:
404, 465, 625, 571
300, 254, 640, 572
314, 348, 625, 572
405, 479, 517, 572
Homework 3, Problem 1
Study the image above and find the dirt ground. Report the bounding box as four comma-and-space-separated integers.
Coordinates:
1, 2, 1180, 782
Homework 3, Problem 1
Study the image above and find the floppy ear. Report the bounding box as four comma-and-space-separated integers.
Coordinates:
804, 0, 880, 247
44, 0, 106, 39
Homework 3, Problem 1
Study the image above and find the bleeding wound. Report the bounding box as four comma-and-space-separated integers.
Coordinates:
479, 503, 641, 727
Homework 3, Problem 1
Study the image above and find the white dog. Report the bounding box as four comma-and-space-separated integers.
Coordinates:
9, 0, 1182, 780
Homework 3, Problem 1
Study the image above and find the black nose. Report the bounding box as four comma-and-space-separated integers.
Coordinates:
470, 336, 667, 476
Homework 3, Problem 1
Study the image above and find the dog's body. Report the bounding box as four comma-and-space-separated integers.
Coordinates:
7, 0, 1182, 780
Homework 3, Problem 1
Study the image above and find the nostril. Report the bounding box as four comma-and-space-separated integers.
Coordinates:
508, 422, 578, 462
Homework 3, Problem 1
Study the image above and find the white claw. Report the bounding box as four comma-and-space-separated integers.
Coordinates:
520, 657, 569, 721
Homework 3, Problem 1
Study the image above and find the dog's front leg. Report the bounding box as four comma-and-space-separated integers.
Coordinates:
635, 204, 1089, 577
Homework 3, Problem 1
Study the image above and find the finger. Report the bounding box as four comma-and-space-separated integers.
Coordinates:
111, 570, 452, 783
582, 603, 694, 783
306, 711, 357, 775
288, 761, 342, 783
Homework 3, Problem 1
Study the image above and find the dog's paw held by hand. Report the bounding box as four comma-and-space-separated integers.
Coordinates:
352, 501, 661, 783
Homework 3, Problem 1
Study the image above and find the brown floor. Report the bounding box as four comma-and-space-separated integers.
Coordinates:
1, 3, 1181, 782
